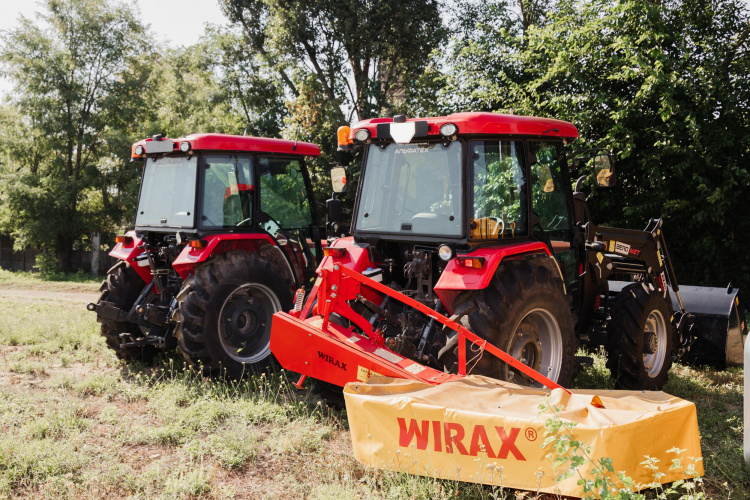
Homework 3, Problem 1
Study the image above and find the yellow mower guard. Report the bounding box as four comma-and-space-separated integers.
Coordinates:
344, 376, 703, 498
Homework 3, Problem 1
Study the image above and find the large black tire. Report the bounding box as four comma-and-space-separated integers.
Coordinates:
607, 282, 674, 390
97, 263, 159, 362
445, 259, 577, 387
174, 249, 294, 379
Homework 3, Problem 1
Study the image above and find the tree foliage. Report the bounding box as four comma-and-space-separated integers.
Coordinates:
0, 0, 151, 270
442, 0, 750, 291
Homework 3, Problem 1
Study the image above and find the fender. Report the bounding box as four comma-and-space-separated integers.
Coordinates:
317, 236, 375, 274
172, 234, 295, 289
108, 230, 151, 284
434, 242, 552, 315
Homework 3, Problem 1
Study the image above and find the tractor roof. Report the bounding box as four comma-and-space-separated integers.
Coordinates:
351, 112, 579, 140
132, 133, 321, 157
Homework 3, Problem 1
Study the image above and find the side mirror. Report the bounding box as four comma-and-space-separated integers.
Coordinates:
570, 149, 616, 188
331, 166, 347, 194
593, 153, 615, 188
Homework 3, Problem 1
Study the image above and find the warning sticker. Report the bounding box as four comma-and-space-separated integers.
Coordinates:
404, 363, 426, 375
373, 348, 403, 364
347, 335, 360, 343
357, 365, 383, 382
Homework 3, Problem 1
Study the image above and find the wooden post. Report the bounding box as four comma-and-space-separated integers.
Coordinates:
91, 231, 101, 275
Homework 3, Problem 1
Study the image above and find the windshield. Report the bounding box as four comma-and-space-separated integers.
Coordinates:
136, 156, 197, 228
201, 155, 254, 229
356, 141, 463, 236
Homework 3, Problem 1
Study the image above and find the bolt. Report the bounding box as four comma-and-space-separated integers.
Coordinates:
331, 293, 337, 298
331, 285, 338, 291
226, 318, 231, 323
334, 265, 340, 270
305, 361, 308, 365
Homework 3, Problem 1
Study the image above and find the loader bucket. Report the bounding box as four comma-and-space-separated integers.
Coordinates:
608, 281, 745, 367
671, 285, 745, 367
344, 376, 703, 498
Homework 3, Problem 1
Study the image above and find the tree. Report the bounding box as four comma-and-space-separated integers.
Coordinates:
447, 0, 750, 292
219, 0, 448, 123
0, 0, 151, 271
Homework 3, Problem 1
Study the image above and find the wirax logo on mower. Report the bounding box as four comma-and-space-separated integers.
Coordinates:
317, 351, 347, 371
397, 418, 526, 460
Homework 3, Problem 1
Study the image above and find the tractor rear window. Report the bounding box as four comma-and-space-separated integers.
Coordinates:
136, 156, 197, 228
356, 141, 463, 237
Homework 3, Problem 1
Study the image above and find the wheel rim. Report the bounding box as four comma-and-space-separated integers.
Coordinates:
506, 308, 563, 386
217, 283, 281, 364
642, 309, 667, 378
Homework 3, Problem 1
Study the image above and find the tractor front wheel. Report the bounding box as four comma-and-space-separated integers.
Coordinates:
97, 263, 159, 362
447, 259, 577, 387
607, 282, 674, 390
174, 250, 293, 379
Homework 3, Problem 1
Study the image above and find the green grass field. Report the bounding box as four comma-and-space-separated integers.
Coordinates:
0, 271, 745, 499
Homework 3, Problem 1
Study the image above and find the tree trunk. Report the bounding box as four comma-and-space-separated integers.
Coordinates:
58, 235, 75, 273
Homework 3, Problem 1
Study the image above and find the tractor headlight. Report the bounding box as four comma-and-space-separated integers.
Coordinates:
179, 141, 191, 153
437, 244, 453, 262
353, 129, 371, 142
440, 123, 458, 137
134, 145, 145, 156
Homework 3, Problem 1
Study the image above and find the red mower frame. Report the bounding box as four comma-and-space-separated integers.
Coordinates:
271, 263, 568, 393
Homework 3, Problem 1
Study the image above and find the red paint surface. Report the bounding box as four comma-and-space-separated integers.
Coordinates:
171, 233, 278, 279
108, 230, 151, 284
351, 112, 579, 140
434, 242, 551, 314
132, 134, 321, 157
316, 236, 374, 273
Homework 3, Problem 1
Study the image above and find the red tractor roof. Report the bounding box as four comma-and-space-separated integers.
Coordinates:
351, 112, 579, 140
132, 133, 321, 157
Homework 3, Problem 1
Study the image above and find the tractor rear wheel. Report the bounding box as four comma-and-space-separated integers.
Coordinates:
446, 259, 577, 387
174, 250, 293, 379
607, 282, 674, 390
97, 263, 159, 362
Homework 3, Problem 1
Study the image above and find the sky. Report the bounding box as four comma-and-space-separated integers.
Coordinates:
0, 0, 230, 98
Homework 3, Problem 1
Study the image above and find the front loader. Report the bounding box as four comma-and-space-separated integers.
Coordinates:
270, 112, 745, 391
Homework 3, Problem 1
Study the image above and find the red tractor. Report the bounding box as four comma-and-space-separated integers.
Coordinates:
271, 112, 744, 391
88, 134, 323, 378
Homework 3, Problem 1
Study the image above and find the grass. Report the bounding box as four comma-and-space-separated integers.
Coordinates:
0, 269, 746, 499
0, 268, 101, 293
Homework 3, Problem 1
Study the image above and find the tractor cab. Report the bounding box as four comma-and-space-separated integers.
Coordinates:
90, 133, 323, 377
334, 113, 587, 305
129, 134, 321, 284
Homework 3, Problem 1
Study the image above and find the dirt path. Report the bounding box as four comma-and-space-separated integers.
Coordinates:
0, 287, 99, 304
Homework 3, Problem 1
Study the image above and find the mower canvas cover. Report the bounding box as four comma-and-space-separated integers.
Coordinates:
344, 376, 702, 498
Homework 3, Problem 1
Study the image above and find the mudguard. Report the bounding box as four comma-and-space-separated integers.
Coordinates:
434, 242, 552, 315
316, 236, 374, 274
108, 230, 150, 284
172, 233, 283, 279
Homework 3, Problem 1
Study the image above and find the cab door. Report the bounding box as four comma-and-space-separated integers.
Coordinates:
527, 140, 578, 294
257, 156, 317, 284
